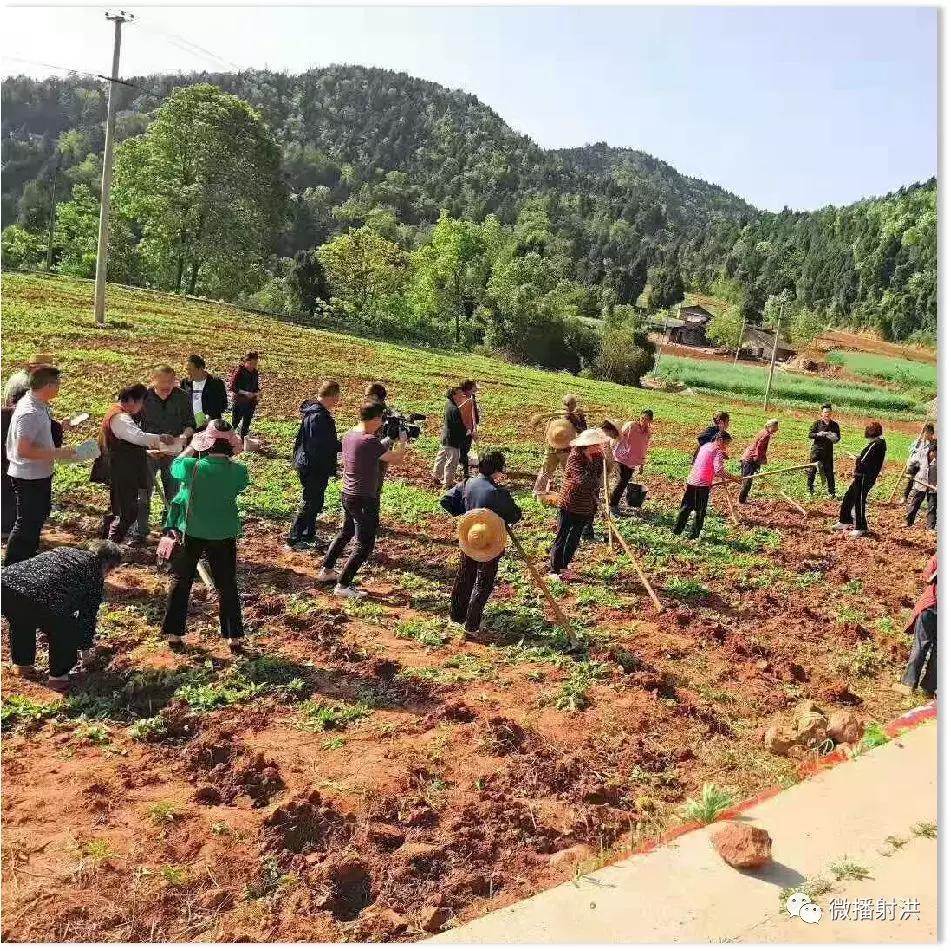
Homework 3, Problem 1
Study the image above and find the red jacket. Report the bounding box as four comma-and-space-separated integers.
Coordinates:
742, 428, 772, 465
906, 554, 938, 632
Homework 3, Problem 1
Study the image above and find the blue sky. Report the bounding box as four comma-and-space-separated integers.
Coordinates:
2, 5, 937, 211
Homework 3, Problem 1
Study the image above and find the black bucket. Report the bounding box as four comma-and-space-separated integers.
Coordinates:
626, 483, 647, 508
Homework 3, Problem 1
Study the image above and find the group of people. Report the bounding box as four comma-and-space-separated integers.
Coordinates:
0, 353, 937, 699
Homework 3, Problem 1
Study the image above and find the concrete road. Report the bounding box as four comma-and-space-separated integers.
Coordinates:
431, 716, 937, 944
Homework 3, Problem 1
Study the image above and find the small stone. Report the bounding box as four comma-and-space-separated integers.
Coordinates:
710, 821, 772, 869
827, 710, 863, 745
193, 785, 222, 805
419, 905, 452, 933
547, 843, 594, 866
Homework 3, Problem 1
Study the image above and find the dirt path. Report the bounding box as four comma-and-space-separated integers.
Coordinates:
431, 713, 937, 943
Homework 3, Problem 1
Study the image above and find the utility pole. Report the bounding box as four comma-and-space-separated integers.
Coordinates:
45, 153, 60, 271
763, 301, 784, 410
93, 10, 133, 326
732, 313, 746, 365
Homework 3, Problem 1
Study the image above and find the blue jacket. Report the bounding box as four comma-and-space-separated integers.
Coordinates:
292, 400, 340, 473
441, 474, 522, 525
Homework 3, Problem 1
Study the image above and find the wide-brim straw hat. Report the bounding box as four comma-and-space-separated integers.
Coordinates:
28, 353, 55, 368
546, 417, 577, 449
570, 427, 611, 448
458, 508, 507, 562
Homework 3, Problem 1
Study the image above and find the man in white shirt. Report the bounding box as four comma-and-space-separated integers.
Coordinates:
180, 354, 228, 430
4, 366, 78, 565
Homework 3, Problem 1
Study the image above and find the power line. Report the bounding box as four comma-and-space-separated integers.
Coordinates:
132, 14, 241, 72
4, 54, 100, 80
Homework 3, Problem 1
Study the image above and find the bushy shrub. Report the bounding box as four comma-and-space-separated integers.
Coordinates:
590, 324, 656, 386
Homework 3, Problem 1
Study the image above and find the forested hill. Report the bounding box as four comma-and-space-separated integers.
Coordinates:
1, 64, 936, 342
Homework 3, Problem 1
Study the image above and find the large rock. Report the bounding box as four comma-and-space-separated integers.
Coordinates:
710, 821, 773, 869
764, 724, 797, 755
827, 709, 864, 745
419, 905, 453, 933
791, 699, 828, 748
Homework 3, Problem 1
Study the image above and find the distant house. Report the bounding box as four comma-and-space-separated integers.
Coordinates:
663, 304, 714, 347
740, 326, 796, 362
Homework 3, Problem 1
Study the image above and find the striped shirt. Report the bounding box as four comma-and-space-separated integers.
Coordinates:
559, 448, 602, 516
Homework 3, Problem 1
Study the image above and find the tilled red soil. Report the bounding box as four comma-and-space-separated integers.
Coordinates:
1, 464, 934, 942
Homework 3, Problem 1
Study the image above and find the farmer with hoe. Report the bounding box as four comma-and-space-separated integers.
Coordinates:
807, 403, 841, 498
894, 553, 937, 698
609, 409, 654, 515
441, 449, 522, 639
835, 421, 887, 538
674, 430, 741, 540
738, 418, 779, 504
902, 423, 936, 503
532, 394, 588, 496
316, 401, 408, 599
906, 439, 937, 530
287, 380, 342, 551
547, 427, 608, 579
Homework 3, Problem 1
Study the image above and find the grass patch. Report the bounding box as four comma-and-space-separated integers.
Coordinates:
681, 783, 735, 825
827, 350, 936, 395
298, 700, 370, 732
828, 855, 871, 881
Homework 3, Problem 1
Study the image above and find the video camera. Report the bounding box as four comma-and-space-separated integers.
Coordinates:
382, 408, 427, 442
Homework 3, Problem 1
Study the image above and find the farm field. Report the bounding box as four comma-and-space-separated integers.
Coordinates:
0, 274, 936, 942
652, 352, 929, 417
826, 349, 938, 396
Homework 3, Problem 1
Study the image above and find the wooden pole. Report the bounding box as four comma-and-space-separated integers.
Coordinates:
506, 527, 576, 638
886, 469, 908, 504
715, 481, 741, 525
712, 462, 817, 487
775, 487, 808, 516
762, 301, 784, 410
602, 456, 614, 552
733, 315, 746, 365
605, 514, 664, 612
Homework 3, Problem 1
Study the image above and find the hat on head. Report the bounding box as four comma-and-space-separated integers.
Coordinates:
570, 427, 611, 448
767, 418, 780, 427
546, 417, 577, 449
28, 353, 55, 369
190, 419, 244, 453
561, 393, 578, 408
458, 508, 507, 562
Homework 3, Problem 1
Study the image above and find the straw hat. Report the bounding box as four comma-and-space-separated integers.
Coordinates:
458, 508, 507, 562
28, 353, 55, 369
570, 427, 611, 448
546, 417, 576, 449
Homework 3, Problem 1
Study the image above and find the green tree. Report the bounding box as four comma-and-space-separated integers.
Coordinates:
52, 184, 137, 282
318, 226, 410, 329
287, 249, 331, 319
112, 83, 286, 298
1, 224, 46, 271
646, 265, 685, 312
706, 303, 744, 349
591, 323, 656, 386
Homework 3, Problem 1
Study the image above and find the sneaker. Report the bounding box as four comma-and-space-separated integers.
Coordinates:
316, 567, 339, 584
226, 638, 245, 655
167, 635, 186, 653
545, 572, 562, 582
849, 529, 868, 538
463, 628, 480, 639
833, 522, 853, 531
333, 584, 367, 600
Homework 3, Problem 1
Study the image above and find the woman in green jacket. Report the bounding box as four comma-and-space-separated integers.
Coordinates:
160, 419, 249, 652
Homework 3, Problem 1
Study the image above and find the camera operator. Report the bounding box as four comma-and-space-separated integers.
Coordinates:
316, 402, 407, 599
365, 382, 391, 497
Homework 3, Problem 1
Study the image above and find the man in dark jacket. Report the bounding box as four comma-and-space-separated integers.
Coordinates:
229, 352, 261, 438
693, 411, 730, 460
132, 365, 196, 544
288, 381, 342, 550
181, 354, 228, 428
807, 403, 841, 498
433, 386, 468, 489
836, 422, 886, 538
441, 450, 521, 637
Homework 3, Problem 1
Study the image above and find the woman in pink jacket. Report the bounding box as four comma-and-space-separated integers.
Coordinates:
609, 409, 653, 515
673, 431, 741, 539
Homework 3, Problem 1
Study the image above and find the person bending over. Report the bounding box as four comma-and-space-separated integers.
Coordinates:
2, 540, 123, 692
316, 402, 407, 599
441, 450, 522, 638
738, 418, 779, 504
674, 431, 740, 540
548, 428, 607, 579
